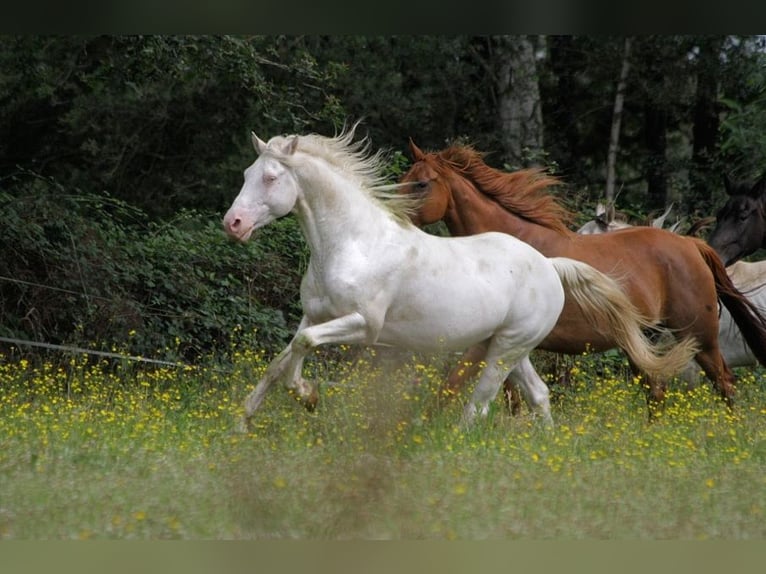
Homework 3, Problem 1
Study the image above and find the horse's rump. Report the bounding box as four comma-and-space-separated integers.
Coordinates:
694, 239, 766, 367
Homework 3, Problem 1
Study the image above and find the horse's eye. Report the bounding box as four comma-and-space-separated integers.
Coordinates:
416, 181, 429, 189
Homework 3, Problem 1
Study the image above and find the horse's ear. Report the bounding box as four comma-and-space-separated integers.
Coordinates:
652, 203, 673, 229
251, 132, 267, 155
595, 202, 606, 218
284, 135, 299, 156
408, 138, 425, 161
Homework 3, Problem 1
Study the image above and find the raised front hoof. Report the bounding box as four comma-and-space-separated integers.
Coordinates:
288, 381, 319, 412
300, 388, 319, 412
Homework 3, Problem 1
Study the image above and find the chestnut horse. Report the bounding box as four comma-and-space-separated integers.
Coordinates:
399, 141, 766, 415
577, 202, 766, 387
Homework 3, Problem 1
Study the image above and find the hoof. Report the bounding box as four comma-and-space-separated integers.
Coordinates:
288, 379, 319, 412
302, 389, 319, 412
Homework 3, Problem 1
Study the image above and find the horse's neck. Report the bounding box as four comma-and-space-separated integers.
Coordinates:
294, 164, 395, 257
445, 177, 570, 254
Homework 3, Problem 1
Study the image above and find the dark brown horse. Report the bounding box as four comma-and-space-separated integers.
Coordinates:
399, 141, 766, 415
708, 173, 766, 266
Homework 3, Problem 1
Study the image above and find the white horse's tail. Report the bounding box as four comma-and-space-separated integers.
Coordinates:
550, 257, 699, 380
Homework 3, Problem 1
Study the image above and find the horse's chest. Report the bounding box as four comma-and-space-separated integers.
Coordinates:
300, 258, 390, 321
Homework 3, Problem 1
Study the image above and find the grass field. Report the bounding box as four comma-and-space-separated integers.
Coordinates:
1, 344, 765, 539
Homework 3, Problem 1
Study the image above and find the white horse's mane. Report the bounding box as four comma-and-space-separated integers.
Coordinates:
264, 123, 422, 223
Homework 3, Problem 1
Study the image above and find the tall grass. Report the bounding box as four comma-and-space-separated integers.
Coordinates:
1, 345, 765, 539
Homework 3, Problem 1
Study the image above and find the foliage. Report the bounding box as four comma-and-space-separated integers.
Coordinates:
3, 35, 766, 363
0, 173, 305, 361
310, 36, 494, 154
2, 35, 765, 219
0, 35, 346, 219
718, 60, 766, 180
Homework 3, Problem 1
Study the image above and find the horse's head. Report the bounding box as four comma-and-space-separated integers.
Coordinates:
223, 133, 300, 242
708, 173, 766, 265
397, 139, 453, 227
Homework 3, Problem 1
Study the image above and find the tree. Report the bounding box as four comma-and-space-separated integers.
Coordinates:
716, 36, 766, 185
0, 36, 346, 218
689, 36, 725, 207
494, 35, 546, 168
605, 37, 632, 203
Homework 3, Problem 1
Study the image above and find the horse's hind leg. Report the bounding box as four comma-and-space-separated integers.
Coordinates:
443, 342, 523, 415
504, 356, 553, 426
640, 373, 668, 421
638, 348, 735, 421
464, 342, 540, 424
626, 357, 667, 421
693, 349, 736, 408
464, 357, 517, 424
443, 342, 489, 398
503, 377, 523, 416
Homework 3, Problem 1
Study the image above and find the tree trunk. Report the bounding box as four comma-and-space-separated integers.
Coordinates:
495, 35, 545, 168
605, 38, 632, 203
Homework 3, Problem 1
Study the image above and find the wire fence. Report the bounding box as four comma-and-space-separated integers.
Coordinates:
0, 274, 197, 369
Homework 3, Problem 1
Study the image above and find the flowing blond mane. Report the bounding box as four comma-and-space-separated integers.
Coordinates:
267, 123, 421, 224
433, 145, 574, 234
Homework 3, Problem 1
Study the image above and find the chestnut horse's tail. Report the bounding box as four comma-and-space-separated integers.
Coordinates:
695, 240, 766, 366
550, 257, 700, 380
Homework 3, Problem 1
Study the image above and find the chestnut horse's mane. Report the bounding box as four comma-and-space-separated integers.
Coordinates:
433, 145, 574, 234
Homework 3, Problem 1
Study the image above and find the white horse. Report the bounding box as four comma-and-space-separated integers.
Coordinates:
223, 126, 695, 428
577, 202, 682, 235
678, 259, 766, 382
578, 204, 766, 384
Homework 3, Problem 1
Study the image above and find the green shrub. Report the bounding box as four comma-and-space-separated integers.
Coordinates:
0, 173, 306, 362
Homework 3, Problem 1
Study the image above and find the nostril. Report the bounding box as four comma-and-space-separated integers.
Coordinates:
223, 212, 243, 236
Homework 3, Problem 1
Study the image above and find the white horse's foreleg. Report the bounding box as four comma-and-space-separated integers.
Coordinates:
268, 316, 317, 405
241, 317, 309, 429
505, 356, 553, 427
281, 351, 315, 404
240, 342, 299, 430
241, 312, 371, 430
283, 312, 373, 405
291, 311, 371, 351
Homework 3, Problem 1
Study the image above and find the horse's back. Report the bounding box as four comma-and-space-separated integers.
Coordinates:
573, 227, 713, 281
376, 230, 566, 351
567, 227, 722, 335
